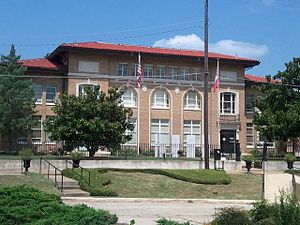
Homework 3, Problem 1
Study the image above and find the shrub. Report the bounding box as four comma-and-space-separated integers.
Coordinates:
18, 148, 34, 160
0, 186, 118, 225
156, 218, 191, 225
97, 168, 231, 185
212, 207, 252, 225
284, 154, 296, 162
250, 193, 300, 225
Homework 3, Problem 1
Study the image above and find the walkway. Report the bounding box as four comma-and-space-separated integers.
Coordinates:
63, 197, 254, 225
264, 171, 293, 202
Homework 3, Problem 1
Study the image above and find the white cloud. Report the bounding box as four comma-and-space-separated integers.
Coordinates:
153, 34, 268, 58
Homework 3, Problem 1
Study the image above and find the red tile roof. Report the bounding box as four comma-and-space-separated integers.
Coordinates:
245, 74, 278, 83
60, 42, 259, 64
20, 58, 62, 70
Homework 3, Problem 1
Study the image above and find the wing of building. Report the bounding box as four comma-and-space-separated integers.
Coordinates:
20, 41, 265, 157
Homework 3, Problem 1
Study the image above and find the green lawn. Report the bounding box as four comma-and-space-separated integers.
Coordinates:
64, 168, 262, 200
0, 173, 62, 196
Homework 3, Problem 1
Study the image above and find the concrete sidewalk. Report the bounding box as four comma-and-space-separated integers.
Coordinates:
63, 197, 254, 225
264, 171, 293, 202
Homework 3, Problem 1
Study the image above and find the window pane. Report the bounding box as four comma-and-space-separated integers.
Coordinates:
46, 86, 56, 103
32, 116, 42, 144
122, 88, 137, 107
34, 84, 42, 103
152, 90, 169, 108
79, 61, 99, 73
118, 63, 128, 76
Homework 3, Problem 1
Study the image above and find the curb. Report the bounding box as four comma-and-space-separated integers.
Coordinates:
62, 197, 256, 205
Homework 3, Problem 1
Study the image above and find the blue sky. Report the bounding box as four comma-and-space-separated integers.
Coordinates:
0, 0, 299, 76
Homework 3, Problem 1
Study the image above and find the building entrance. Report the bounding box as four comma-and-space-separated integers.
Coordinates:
220, 129, 236, 154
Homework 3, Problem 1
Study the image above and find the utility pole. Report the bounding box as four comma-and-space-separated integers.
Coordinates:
203, 0, 209, 169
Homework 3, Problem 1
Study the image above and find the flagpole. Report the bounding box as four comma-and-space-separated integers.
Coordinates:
203, 0, 210, 169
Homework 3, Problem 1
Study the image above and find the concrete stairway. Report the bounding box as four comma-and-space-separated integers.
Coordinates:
47, 174, 90, 197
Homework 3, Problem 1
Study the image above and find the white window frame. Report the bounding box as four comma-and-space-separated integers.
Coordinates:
168, 66, 178, 80
151, 119, 170, 144
156, 65, 166, 79
220, 92, 237, 115
118, 63, 128, 76
184, 91, 201, 110
246, 123, 254, 147
131, 64, 138, 77
76, 83, 99, 96
46, 85, 56, 105
246, 94, 255, 114
143, 64, 153, 78
121, 88, 137, 107
125, 118, 137, 144
152, 89, 170, 109
79, 61, 99, 73
183, 120, 201, 145
32, 116, 42, 144
34, 83, 43, 104
180, 67, 190, 80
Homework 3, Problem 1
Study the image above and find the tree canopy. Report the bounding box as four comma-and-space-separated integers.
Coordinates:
43, 86, 134, 157
253, 58, 300, 144
0, 45, 35, 145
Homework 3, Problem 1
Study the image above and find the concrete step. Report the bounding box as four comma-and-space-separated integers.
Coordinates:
63, 189, 90, 197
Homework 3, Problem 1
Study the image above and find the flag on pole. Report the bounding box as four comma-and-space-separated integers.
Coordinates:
213, 59, 220, 92
136, 53, 142, 88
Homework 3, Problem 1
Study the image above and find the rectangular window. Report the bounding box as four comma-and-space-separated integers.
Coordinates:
79, 61, 99, 73
246, 94, 255, 114
168, 66, 178, 80
220, 71, 238, 82
151, 119, 170, 144
78, 84, 97, 96
156, 65, 166, 79
125, 118, 137, 144
190, 67, 201, 81
45, 116, 54, 143
32, 116, 42, 144
143, 64, 153, 78
34, 84, 43, 104
131, 64, 138, 77
180, 67, 190, 80
118, 63, 128, 76
220, 92, 236, 114
247, 123, 254, 146
184, 120, 201, 145
46, 85, 56, 104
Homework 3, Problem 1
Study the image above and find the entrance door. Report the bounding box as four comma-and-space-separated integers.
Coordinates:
220, 130, 236, 154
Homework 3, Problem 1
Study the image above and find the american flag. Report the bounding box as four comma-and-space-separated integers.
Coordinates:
136, 53, 142, 88
213, 59, 220, 92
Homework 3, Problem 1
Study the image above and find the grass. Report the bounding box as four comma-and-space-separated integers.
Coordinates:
0, 173, 62, 196
64, 168, 262, 200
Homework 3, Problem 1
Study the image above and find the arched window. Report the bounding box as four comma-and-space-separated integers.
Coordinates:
184, 91, 201, 109
220, 92, 236, 114
121, 88, 137, 107
152, 89, 170, 108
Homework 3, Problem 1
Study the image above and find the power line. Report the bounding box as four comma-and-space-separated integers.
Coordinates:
2, 20, 203, 39
0, 24, 202, 48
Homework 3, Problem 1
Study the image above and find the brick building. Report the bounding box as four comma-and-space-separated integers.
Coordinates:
21, 42, 262, 157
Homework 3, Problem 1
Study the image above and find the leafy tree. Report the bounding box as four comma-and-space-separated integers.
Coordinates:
43, 86, 134, 157
0, 45, 35, 147
253, 58, 300, 150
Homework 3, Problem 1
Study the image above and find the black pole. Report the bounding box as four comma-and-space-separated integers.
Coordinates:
203, 0, 209, 169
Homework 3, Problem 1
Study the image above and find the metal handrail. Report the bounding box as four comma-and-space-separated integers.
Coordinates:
65, 160, 91, 187
40, 157, 64, 192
